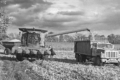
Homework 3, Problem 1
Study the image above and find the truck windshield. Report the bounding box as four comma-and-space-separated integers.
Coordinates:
97, 43, 113, 49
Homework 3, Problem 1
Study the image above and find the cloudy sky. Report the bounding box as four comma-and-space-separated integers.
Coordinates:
1, 0, 120, 36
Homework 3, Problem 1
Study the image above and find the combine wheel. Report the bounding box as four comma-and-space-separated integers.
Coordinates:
15, 50, 23, 61
30, 50, 34, 59
37, 50, 43, 59
4, 48, 11, 55
22, 50, 27, 60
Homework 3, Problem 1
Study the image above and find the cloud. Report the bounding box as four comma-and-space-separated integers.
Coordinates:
1, 0, 120, 35
58, 11, 84, 15
1, 0, 51, 8
5, 0, 52, 26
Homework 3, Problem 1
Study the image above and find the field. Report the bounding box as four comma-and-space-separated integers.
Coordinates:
46, 42, 74, 51
46, 42, 120, 50
0, 42, 120, 80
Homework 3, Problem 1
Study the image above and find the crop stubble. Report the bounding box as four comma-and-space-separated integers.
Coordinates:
0, 52, 120, 80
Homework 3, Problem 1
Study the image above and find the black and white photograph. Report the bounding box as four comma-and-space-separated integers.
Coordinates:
0, 0, 120, 80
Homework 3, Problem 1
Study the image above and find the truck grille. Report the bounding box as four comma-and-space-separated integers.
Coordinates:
106, 52, 118, 58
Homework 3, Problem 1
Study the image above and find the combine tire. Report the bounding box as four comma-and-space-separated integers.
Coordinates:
15, 50, 23, 61
22, 50, 28, 60
37, 51, 43, 59
4, 48, 11, 55
30, 50, 34, 59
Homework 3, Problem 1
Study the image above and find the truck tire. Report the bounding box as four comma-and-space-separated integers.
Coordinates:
15, 50, 23, 61
4, 48, 11, 55
82, 55, 86, 62
75, 53, 79, 62
78, 54, 83, 63
94, 56, 103, 66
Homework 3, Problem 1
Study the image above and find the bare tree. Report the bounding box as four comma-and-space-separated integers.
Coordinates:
0, 0, 11, 40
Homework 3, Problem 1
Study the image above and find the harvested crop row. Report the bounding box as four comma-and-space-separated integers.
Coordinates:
31, 60, 120, 80
1, 51, 120, 80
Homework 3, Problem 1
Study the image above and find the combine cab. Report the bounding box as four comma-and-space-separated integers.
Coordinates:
3, 28, 52, 61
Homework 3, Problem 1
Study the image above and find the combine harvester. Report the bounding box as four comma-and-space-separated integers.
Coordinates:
49, 28, 120, 66
2, 28, 54, 61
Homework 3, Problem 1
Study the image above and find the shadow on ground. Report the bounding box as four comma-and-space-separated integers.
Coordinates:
48, 57, 96, 66
49, 58, 78, 64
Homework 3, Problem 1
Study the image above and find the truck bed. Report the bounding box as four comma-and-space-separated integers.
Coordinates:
74, 40, 91, 55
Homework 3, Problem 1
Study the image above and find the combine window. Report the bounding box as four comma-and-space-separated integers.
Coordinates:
21, 32, 41, 46
27, 33, 41, 45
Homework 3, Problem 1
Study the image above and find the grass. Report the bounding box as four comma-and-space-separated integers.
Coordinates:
46, 42, 74, 51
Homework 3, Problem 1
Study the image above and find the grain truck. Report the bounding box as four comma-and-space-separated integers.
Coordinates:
49, 28, 120, 66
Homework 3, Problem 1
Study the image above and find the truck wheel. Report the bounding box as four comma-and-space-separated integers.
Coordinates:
94, 56, 103, 66
4, 48, 11, 55
78, 54, 83, 63
15, 50, 23, 61
82, 55, 86, 62
75, 54, 79, 62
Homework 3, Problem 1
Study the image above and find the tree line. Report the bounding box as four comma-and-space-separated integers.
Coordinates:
3, 33, 120, 44
45, 33, 120, 44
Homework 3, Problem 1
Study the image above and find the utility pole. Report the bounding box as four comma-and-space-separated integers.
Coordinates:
0, 0, 11, 40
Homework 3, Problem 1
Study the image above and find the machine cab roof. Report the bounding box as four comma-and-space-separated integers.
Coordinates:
19, 28, 48, 33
